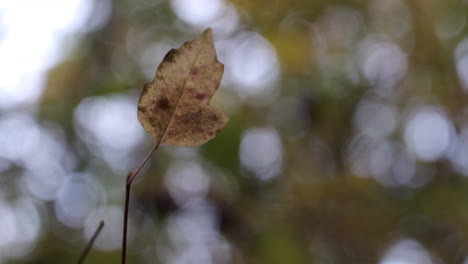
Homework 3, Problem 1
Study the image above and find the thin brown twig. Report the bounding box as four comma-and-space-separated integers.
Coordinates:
121, 142, 160, 264
121, 182, 131, 264
78, 220, 105, 264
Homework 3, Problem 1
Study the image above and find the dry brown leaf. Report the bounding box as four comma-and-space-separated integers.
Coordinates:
137, 29, 228, 147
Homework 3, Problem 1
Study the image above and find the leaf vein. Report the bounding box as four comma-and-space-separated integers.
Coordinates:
158, 45, 204, 144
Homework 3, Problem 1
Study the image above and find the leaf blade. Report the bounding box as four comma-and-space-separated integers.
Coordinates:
137, 29, 228, 147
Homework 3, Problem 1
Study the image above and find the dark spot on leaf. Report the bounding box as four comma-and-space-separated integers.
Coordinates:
215, 129, 220, 135
163, 49, 177, 62
191, 68, 199, 75
196, 93, 206, 100
138, 106, 147, 112
210, 114, 219, 122
157, 97, 170, 110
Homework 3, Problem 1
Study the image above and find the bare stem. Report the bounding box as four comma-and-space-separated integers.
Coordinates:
121, 182, 131, 264
121, 142, 160, 264
78, 220, 105, 264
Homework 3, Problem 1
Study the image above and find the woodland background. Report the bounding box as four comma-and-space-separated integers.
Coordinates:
1, 0, 468, 263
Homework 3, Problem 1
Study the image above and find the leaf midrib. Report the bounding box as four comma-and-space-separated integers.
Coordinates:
157, 44, 205, 145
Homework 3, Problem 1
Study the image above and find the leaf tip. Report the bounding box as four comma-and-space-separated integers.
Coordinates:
202, 28, 213, 40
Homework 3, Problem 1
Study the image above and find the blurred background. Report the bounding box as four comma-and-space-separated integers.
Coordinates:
1, 0, 468, 263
